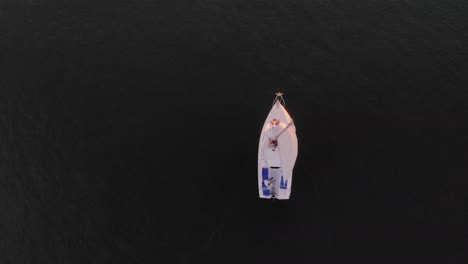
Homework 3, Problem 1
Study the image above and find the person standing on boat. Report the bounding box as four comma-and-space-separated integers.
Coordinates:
267, 118, 281, 148
266, 118, 294, 149
264, 118, 286, 170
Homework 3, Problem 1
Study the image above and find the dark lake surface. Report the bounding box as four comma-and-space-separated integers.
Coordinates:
1, 0, 467, 263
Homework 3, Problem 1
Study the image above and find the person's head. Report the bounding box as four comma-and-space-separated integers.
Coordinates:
271, 119, 280, 126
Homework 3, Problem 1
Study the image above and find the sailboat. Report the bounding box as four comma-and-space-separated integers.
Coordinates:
258, 92, 298, 199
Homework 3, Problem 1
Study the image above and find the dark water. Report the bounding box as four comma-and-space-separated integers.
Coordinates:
1, 0, 467, 263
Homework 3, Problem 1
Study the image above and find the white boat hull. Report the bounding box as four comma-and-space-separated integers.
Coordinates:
258, 99, 298, 199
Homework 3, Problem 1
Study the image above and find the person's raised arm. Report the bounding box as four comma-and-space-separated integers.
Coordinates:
274, 119, 294, 140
